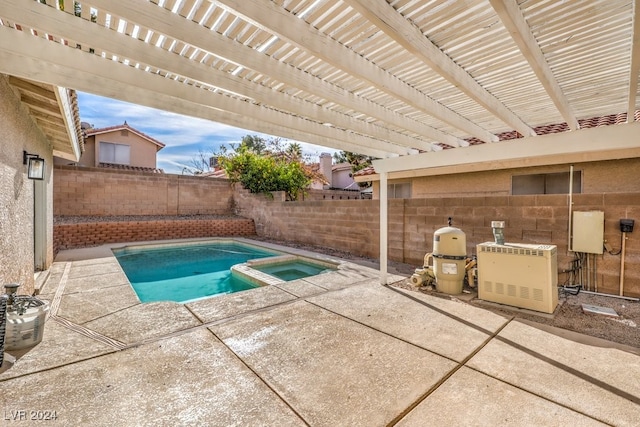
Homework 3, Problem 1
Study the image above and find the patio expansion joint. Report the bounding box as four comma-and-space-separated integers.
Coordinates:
383, 285, 640, 425
43, 261, 128, 350
49, 314, 127, 350
463, 334, 640, 422
60, 282, 132, 297
121, 297, 306, 350
205, 327, 312, 427
388, 315, 515, 426
75, 302, 142, 327
307, 276, 374, 291
0, 349, 121, 385
47, 262, 70, 318
119, 286, 358, 351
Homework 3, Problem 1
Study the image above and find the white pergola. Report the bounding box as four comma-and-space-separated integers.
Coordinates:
1, 0, 638, 282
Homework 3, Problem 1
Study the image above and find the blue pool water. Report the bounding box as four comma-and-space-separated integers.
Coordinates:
113, 242, 278, 303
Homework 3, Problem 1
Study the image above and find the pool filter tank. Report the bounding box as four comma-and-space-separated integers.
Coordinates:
432, 225, 467, 294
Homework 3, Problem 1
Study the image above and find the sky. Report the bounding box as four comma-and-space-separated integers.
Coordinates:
77, 92, 338, 174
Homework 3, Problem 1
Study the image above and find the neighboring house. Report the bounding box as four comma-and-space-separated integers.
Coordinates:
354, 112, 640, 199
58, 122, 165, 173
330, 162, 359, 190
309, 153, 357, 190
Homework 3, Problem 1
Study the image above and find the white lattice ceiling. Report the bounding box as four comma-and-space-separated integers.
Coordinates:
1, 0, 638, 162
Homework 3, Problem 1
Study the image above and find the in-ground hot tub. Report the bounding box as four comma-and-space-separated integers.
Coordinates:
231, 255, 338, 286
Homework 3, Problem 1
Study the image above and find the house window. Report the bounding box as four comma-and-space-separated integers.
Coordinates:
388, 182, 411, 199
512, 171, 581, 195
99, 142, 130, 165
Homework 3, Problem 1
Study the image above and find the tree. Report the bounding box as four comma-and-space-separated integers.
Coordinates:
238, 135, 267, 155
219, 136, 313, 200
285, 142, 303, 161
186, 148, 214, 174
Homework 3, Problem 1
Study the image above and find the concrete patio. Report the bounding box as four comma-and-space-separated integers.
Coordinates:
1, 239, 639, 426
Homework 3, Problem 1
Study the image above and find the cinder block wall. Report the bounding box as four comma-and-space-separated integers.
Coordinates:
50, 169, 639, 297
234, 188, 640, 297
54, 165, 234, 216
233, 188, 381, 257
301, 189, 364, 201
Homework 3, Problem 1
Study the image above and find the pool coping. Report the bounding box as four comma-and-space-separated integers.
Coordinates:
233, 254, 340, 287
56, 237, 353, 303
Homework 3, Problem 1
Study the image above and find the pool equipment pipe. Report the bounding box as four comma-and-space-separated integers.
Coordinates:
491, 221, 505, 245
410, 253, 435, 286
568, 165, 574, 252
619, 219, 634, 297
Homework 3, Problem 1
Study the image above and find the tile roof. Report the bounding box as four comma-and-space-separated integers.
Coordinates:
198, 169, 228, 179
332, 162, 352, 172
98, 163, 164, 174
462, 111, 639, 147
86, 122, 166, 149
354, 111, 640, 177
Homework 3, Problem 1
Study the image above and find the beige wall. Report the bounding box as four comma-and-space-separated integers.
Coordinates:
0, 76, 54, 295
233, 188, 640, 298
78, 130, 159, 168
371, 158, 640, 199
49, 159, 640, 297
54, 166, 234, 216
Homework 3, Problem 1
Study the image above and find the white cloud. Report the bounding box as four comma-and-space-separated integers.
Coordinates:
77, 92, 340, 174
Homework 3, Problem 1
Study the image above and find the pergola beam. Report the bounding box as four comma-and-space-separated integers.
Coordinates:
373, 122, 640, 175
0, 0, 433, 153
54, 85, 82, 162
80, 0, 451, 149
0, 28, 398, 158
214, 0, 493, 144
344, 0, 535, 139
489, 0, 579, 130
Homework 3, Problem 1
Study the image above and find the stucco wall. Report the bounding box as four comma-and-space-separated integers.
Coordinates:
332, 167, 356, 190
54, 166, 234, 216
0, 76, 54, 295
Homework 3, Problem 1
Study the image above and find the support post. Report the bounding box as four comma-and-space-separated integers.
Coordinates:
379, 172, 388, 285
620, 232, 627, 296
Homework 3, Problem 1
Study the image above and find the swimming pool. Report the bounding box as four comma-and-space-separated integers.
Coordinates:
113, 241, 279, 303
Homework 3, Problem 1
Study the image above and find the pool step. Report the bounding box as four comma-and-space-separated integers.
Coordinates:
231, 263, 287, 287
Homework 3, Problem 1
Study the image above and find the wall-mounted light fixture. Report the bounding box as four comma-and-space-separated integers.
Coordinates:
23, 150, 45, 180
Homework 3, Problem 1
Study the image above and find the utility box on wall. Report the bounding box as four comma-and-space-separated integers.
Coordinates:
572, 211, 604, 254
